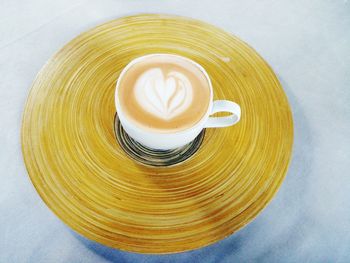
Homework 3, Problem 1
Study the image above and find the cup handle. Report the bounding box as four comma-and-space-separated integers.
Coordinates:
205, 100, 241, 128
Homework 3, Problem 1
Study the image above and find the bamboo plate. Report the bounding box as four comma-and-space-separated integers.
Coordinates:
21, 14, 293, 254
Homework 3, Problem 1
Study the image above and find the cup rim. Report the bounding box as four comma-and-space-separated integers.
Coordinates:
115, 53, 214, 135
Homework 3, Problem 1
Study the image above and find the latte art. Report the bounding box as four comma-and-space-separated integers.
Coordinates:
117, 54, 211, 132
134, 68, 193, 120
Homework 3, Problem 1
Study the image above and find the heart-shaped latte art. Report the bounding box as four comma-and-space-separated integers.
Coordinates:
134, 68, 193, 120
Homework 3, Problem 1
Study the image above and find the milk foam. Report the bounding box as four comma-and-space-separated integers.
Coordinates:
134, 68, 193, 120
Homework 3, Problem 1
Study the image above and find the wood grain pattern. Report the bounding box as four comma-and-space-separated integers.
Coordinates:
21, 14, 293, 254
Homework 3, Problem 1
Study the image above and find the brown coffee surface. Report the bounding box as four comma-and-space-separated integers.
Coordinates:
117, 55, 211, 132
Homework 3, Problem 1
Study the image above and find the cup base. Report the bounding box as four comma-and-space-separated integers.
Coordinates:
114, 114, 205, 167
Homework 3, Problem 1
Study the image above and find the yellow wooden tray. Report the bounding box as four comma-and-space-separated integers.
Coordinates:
21, 14, 293, 254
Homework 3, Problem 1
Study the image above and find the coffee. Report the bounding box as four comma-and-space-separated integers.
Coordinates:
117, 55, 211, 132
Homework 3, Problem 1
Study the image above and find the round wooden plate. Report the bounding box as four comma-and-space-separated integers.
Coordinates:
21, 14, 293, 254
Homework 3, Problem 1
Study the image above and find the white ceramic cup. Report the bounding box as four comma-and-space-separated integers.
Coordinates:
115, 54, 241, 150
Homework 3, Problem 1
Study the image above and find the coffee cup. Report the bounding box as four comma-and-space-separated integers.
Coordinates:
115, 54, 241, 150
